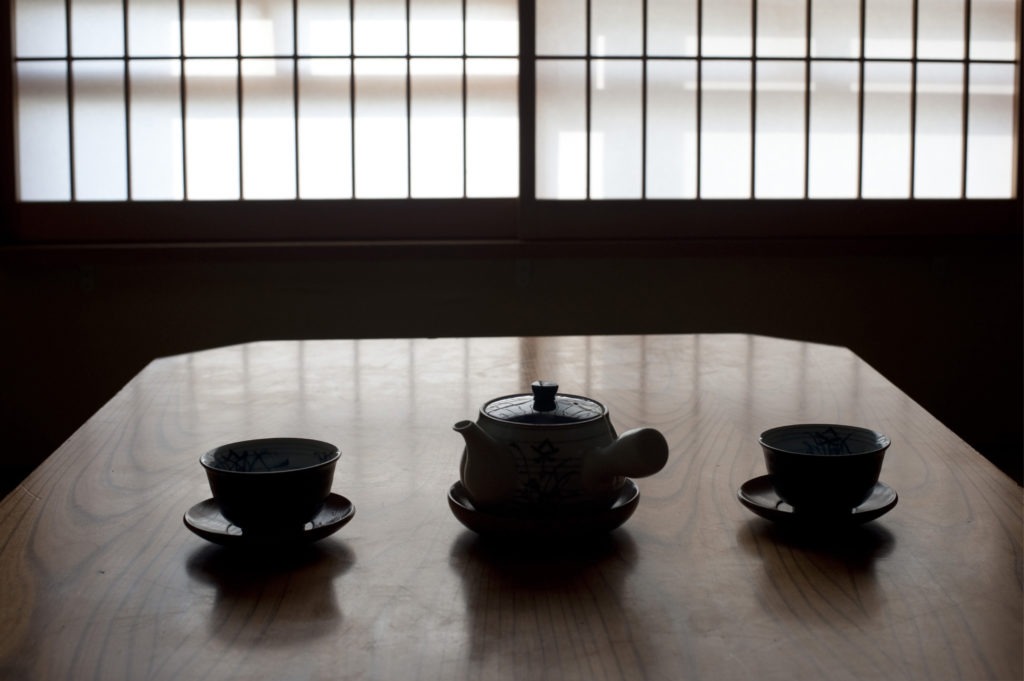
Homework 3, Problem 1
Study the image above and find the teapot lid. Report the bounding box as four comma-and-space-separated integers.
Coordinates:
482, 381, 605, 425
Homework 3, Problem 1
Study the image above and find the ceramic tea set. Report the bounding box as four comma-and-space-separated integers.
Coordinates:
183, 381, 896, 547
737, 423, 897, 526
183, 437, 355, 547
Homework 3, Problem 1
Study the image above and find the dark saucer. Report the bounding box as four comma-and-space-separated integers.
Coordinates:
184, 493, 355, 548
447, 479, 640, 537
738, 475, 897, 526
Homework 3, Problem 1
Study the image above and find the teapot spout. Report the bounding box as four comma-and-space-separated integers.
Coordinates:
454, 420, 519, 508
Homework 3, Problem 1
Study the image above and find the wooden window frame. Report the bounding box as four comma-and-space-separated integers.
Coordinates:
1, 1, 1020, 248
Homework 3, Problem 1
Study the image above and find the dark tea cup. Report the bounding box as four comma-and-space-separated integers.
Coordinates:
201, 437, 339, 531
760, 424, 890, 513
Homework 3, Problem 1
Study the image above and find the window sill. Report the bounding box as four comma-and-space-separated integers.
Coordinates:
5, 197, 1020, 248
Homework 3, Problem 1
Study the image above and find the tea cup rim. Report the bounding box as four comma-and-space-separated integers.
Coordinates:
759, 423, 890, 457
200, 437, 340, 474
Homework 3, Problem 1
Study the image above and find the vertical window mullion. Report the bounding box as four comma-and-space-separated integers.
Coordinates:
65, 0, 75, 201
585, 0, 592, 200
179, 0, 188, 200
350, 0, 356, 199
750, 0, 758, 199
406, 0, 412, 199
519, 0, 535, 210
910, 0, 919, 198
462, 0, 468, 199
122, 0, 131, 200
960, 0, 972, 199
641, 0, 648, 199
857, 0, 866, 199
236, 0, 243, 199
696, 0, 703, 199
803, 0, 812, 199
292, 0, 300, 198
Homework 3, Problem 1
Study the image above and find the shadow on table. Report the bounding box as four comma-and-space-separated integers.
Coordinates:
450, 528, 638, 582
736, 519, 895, 620
738, 518, 896, 564
185, 540, 355, 646
448, 530, 645, 669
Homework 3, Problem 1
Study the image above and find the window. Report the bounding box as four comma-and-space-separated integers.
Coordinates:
533, 0, 1019, 199
14, 0, 519, 200
4, 0, 1021, 243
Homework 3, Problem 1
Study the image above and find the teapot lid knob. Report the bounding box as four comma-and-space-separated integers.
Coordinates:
531, 380, 559, 412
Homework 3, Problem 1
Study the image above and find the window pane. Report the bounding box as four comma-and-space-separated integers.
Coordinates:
646, 61, 697, 198
966, 64, 1016, 198
537, 0, 585, 56
757, 0, 807, 57
703, 0, 752, 57
185, 59, 240, 199
862, 62, 911, 198
755, 61, 805, 198
914, 63, 963, 198
73, 60, 127, 200
72, 0, 124, 57
864, 0, 912, 58
184, 0, 238, 57
808, 61, 859, 198
241, 0, 294, 56
701, 60, 751, 198
129, 60, 184, 200
592, 0, 643, 56
648, 0, 697, 56
467, 58, 518, 197
917, 0, 965, 59
16, 61, 71, 200
354, 58, 408, 198
297, 0, 352, 56
971, 0, 1017, 60
591, 60, 642, 198
242, 59, 296, 199
411, 0, 462, 56
811, 0, 860, 58
536, 60, 586, 198
128, 0, 182, 57
411, 59, 463, 198
298, 59, 352, 198
354, 0, 406, 56
15, 0, 66, 58
466, 0, 518, 56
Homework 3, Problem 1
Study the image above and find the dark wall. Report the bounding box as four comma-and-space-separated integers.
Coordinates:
1, 238, 1021, 495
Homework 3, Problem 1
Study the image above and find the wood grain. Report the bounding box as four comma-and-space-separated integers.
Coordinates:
0, 335, 1019, 680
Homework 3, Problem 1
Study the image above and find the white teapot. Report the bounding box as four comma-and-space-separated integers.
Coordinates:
453, 381, 669, 513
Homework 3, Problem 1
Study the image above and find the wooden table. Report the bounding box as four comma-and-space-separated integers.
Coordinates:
0, 335, 1020, 680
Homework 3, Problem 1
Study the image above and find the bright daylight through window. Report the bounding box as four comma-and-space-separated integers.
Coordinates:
14, 0, 520, 200
11, 0, 1021, 202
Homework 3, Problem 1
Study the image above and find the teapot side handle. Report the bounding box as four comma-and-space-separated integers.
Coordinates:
583, 427, 669, 488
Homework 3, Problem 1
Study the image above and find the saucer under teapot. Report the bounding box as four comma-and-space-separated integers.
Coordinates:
447, 479, 640, 538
